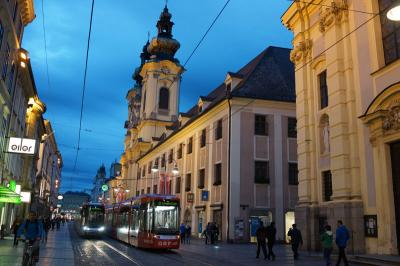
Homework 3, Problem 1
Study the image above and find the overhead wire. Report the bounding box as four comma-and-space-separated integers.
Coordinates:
41, 0, 52, 92
72, 0, 95, 173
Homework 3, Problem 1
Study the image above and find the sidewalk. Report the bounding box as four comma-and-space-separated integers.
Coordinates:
0, 223, 74, 266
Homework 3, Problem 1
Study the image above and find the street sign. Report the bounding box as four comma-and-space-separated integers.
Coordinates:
201, 190, 209, 201
7, 137, 36, 155
20, 191, 31, 203
101, 184, 109, 192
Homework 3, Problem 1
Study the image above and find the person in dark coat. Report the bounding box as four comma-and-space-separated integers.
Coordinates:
185, 224, 191, 244
179, 223, 186, 244
11, 217, 21, 246
335, 220, 350, 266
255, 221, 268, 260
203, 223, 211, 245
288, 224, 303, 260
266, 222, 276, 260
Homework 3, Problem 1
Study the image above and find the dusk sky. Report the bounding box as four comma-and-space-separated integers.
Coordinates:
23, 0, 293, 192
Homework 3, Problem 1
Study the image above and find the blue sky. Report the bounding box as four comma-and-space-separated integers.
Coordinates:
23, 0, 292, 192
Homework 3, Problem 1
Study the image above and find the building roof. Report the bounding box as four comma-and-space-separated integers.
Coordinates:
136, 46, 295, 162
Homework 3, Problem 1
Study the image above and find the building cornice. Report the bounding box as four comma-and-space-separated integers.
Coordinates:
18, 0, 35, 26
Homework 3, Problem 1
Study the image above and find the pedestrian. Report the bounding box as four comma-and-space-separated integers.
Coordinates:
214, 223, 219, 243
11, 217, 21, 246
203, 222, 211, 245
56, 217, 61, 230
0, 224, 5, 239
320, 224, 333, 266
17, 211, 44, 263
51, 218, 55, 231
335, 220, 350, 266
255, 221, 268, 260
266, 221, 276, 260
210, 222, 218, 244
43, 217, 51, 243
179, 223, 186, 244
287, 223, 303, 260
186, 224, 191, 244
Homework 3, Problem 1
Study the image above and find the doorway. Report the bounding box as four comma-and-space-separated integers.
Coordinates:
390, 141, 400, 255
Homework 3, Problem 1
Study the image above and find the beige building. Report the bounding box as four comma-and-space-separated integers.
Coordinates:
118, 6, 297, 242
282, 0, 400, 255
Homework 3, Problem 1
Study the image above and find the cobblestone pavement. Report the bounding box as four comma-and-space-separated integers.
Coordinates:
0, 223, 359, 266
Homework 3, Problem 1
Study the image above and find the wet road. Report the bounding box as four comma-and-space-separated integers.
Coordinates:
69, 225, 327, 266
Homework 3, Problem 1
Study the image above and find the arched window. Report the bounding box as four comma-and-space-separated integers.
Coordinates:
159, 87, 169, 110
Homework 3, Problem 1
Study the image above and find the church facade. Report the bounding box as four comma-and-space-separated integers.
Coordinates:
118, 5, 298, 242
282, 0, 400, 255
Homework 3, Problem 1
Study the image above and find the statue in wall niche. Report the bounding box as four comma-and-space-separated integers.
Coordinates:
322, 123, 330, 154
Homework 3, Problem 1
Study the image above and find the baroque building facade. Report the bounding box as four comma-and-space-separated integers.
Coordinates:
118, 6, 298, 242
282, 0, 400, 255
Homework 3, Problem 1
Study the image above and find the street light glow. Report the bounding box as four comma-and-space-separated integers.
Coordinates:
387, 1, 400, 21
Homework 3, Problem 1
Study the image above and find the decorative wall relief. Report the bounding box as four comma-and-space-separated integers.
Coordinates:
319, 0, 348, 33
383, 105, 400, 131
290, 39, 313, 64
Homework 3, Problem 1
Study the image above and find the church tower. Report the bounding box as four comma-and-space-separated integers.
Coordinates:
137, 5, 183, 142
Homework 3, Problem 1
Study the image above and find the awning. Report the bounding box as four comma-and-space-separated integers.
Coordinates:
0, 185, 22, 204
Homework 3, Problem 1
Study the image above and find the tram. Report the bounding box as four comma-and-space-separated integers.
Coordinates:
106, 194, 180, 249
77, 203, 105, 236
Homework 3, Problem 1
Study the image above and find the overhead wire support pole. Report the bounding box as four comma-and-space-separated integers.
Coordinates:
73, 0, 95, 174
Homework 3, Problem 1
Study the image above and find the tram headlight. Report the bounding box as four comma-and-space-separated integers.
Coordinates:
83, 226, 89, 231
98, 226, 105, 232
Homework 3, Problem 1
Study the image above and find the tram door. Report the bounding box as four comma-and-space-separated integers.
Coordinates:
390, 142, 400, 255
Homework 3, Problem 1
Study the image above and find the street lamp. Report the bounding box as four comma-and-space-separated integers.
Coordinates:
57, 195, 63, 200
387, 0, 400, 21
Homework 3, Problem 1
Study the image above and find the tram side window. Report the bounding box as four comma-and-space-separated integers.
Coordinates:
130, 210, 138, 231
146, 206, 153, 232
139, 210, 145, 231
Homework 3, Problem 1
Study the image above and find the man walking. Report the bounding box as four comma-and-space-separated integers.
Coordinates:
186, 224, 191, 244
266, 222, 276, 260
335, 220, 350, 266
255, 221, 268, 260
288, 224, 303, 260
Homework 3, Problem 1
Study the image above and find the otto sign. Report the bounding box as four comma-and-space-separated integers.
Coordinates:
7, 137, 36, 155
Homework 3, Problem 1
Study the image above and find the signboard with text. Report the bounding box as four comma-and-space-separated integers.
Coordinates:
7, 137, 36, 155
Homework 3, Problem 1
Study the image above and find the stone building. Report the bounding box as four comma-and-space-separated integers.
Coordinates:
119, 5, 298, 242
282, 0, 400, 255
91, 164, 107, 203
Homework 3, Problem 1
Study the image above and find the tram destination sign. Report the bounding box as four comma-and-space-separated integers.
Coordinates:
7, 137, 36, 155
155, 200, 178, 206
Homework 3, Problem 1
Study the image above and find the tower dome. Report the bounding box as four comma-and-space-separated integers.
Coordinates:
147, 5, 180, 61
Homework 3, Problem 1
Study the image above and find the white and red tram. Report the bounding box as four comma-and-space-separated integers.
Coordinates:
105, 194, 180, 249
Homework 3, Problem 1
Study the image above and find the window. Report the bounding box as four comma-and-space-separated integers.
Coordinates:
176, 176, 181, 193
143, 90, 147, 111
137, 168, 141, 180
185, 174, 191, 191
147, 187, 151, 194
159, 87, 169, 110
323, 171, 332, 201
200, 128, 206, 147
379, 0, 400, 64
168, 149, 173, 164
214, 163, 221, 186
7, 63, 15, 93
288, 117, 297, 138
0, 21, 4, 50
178, 143, 183, 159
255, 115, 268, 136
187, 137, 193, 154
2, 44, 10, 81
226, 82, 232, 95
198, 169, 205, 189
198, 105, 203, 113
142, 166, 146, 177
153, 185, 157, 194
141, 189, 144, 195
136, 191, 140, 196
148, 161, 152, 174
255, 161, 269, 184
289, 163, 299, 185
319, 71, 328, 109
215, 119, 223, 140
161, 154, 166, 168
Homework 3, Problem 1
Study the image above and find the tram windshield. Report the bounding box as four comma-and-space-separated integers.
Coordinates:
82, 205, 105, 226
153, 201, 179, 233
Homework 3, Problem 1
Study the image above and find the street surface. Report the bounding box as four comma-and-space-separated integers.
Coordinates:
0, 223, 359, 266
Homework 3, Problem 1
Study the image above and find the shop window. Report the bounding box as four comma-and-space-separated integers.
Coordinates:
200, 128, 206, 147
289, 163, 298, 185
215, 119, 223, 140
214, 163, 222, 186
255, 161, 269, 184
159, 87, 169, 110
185, 174, 191, 192
379, 0, 400, 64
187, 137, 193, 154
255, 114, 268, 136
198, 169, 205, 189
323, 170, 332, 201
288, 117, 297, 138
176, 176, 181, 194
319, 71, 328, 109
